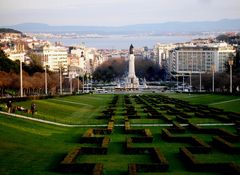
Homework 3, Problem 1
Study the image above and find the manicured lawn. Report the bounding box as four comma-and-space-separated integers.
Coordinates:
164, 93, 240, 113
0, 93, 239, 175
1, 94, 114, 124
0, 114, 86, 175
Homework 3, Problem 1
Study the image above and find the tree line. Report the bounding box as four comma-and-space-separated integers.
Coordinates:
93, 57, 165, 82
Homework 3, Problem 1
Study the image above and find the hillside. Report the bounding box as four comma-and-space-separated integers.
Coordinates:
0, 28, 22, 34
2, 19, 240, 34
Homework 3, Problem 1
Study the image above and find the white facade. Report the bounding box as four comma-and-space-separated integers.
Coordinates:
169, 43, 235, 74
154, 43, 178, 67
8, 52, 25, 62
71, 46, 105, 74
34, 45, 68, 73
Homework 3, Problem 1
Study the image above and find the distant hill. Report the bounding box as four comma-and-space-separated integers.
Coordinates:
2, 19, 240, 34
0, 28, 22, 34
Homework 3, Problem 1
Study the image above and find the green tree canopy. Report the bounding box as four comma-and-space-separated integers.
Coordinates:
93, 57, 163, 82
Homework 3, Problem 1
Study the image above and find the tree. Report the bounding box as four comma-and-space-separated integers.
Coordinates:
0, 50, 19, 73
93, 57, 162, 82
93, 58, 127, 82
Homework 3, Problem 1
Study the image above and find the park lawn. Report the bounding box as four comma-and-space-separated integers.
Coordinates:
0, 93, 240, 175
0, 114, 86, 175
9, 94, 114, 124
163, 93, 240, 113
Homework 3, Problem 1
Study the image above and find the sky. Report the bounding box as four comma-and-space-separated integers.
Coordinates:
1, 0, 240, 26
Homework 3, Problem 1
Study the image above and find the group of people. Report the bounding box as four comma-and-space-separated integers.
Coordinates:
6, 100, 37, 116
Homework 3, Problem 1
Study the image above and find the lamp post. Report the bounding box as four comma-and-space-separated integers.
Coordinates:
44, 56, 48, 95
176, 74, 178, 91
189, 71, 192, 92
45, 64, 48, 95
176, 74, 178, 90
70, 74, 73, 94
77, 75, 80, 93
228, 58, 234, 93
82, 74, 85, 93
58, 62, 63, 95
20, 58, 23, 97
199, 70, 202, 92
86, 73, 89, 93
182, 73, 185, 92
211, 64, 215, 92
90, 75, 93, 92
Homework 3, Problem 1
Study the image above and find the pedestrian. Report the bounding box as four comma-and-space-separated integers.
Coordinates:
7, 100, 12, 113
31, 102, 36, 116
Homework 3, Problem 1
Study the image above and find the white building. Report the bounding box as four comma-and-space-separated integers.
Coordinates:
169, 42, 235, 74
4, 42, 26, 63
34, 44, 68, 73
154, 43, 179, 67
71, 46, 105, 74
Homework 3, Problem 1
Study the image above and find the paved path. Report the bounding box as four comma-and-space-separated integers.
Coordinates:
209, 98, 240, 105
0, 111, 235, 128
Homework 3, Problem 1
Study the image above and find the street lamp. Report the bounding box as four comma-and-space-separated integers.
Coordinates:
58, 62, 63, 95
20, 58, 23, 97
70, 74, 73, 94
86, 73, 89, 93
211, 64, 215, 93
45, 64, 48, 95
228, 57, 234, 93
199, 70, 202, 92
82, 73, 85, 93
90, 75, 93, 92
189, 71, 192, 92
77, 75, 80, 93
176, 74, 178, 91
44, 56, 48, 95
182, 73, 185, 92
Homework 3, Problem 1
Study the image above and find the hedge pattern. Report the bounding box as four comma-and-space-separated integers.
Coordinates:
54, 94, 240, 175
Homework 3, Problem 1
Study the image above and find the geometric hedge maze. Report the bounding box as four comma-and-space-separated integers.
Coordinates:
57, 94, 240, 175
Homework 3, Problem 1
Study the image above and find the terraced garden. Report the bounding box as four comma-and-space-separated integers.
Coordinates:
0, 93, 240, 175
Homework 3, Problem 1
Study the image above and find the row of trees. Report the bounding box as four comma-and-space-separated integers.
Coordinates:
1, 45, 240, 95
0, 50, 82, 96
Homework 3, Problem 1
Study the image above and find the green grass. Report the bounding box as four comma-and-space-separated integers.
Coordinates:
1, 94, 114, 124
0, 93, 239, 175
164, 93, 240, 113
0, 114, 86, 175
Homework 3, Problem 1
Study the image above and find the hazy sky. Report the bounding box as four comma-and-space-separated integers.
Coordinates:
1, 0, 240, 26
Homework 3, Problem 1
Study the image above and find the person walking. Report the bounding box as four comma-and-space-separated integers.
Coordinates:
31, 102, 36, 116
7, 100, 12, 113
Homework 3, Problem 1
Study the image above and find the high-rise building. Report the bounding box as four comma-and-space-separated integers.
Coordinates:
34, 44, 68, 73
169, 43, 235, 74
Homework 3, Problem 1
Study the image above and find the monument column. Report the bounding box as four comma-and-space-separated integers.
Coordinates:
126, 44, 139, 89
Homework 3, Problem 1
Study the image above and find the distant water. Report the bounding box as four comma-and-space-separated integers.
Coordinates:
38, 34, 209, 49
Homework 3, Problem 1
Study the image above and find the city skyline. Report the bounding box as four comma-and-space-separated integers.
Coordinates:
1, 0, 240, 26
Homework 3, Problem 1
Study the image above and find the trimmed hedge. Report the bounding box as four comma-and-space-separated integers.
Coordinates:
180, 147, 240, 174
92, 163, 103, 175
128, 164, 137, 175
60, 148, 81, 164
107, 121, 114, 133
212, 136, 240, 154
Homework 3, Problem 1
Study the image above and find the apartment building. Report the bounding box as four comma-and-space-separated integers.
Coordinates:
34, 44, 68, 73
169, 43, 235, 74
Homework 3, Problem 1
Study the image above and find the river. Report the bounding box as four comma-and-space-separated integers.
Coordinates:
38, 34, 210, 49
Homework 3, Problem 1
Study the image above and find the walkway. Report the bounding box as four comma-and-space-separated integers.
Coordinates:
209, 98, 240, 105
0, 111, 235, 128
